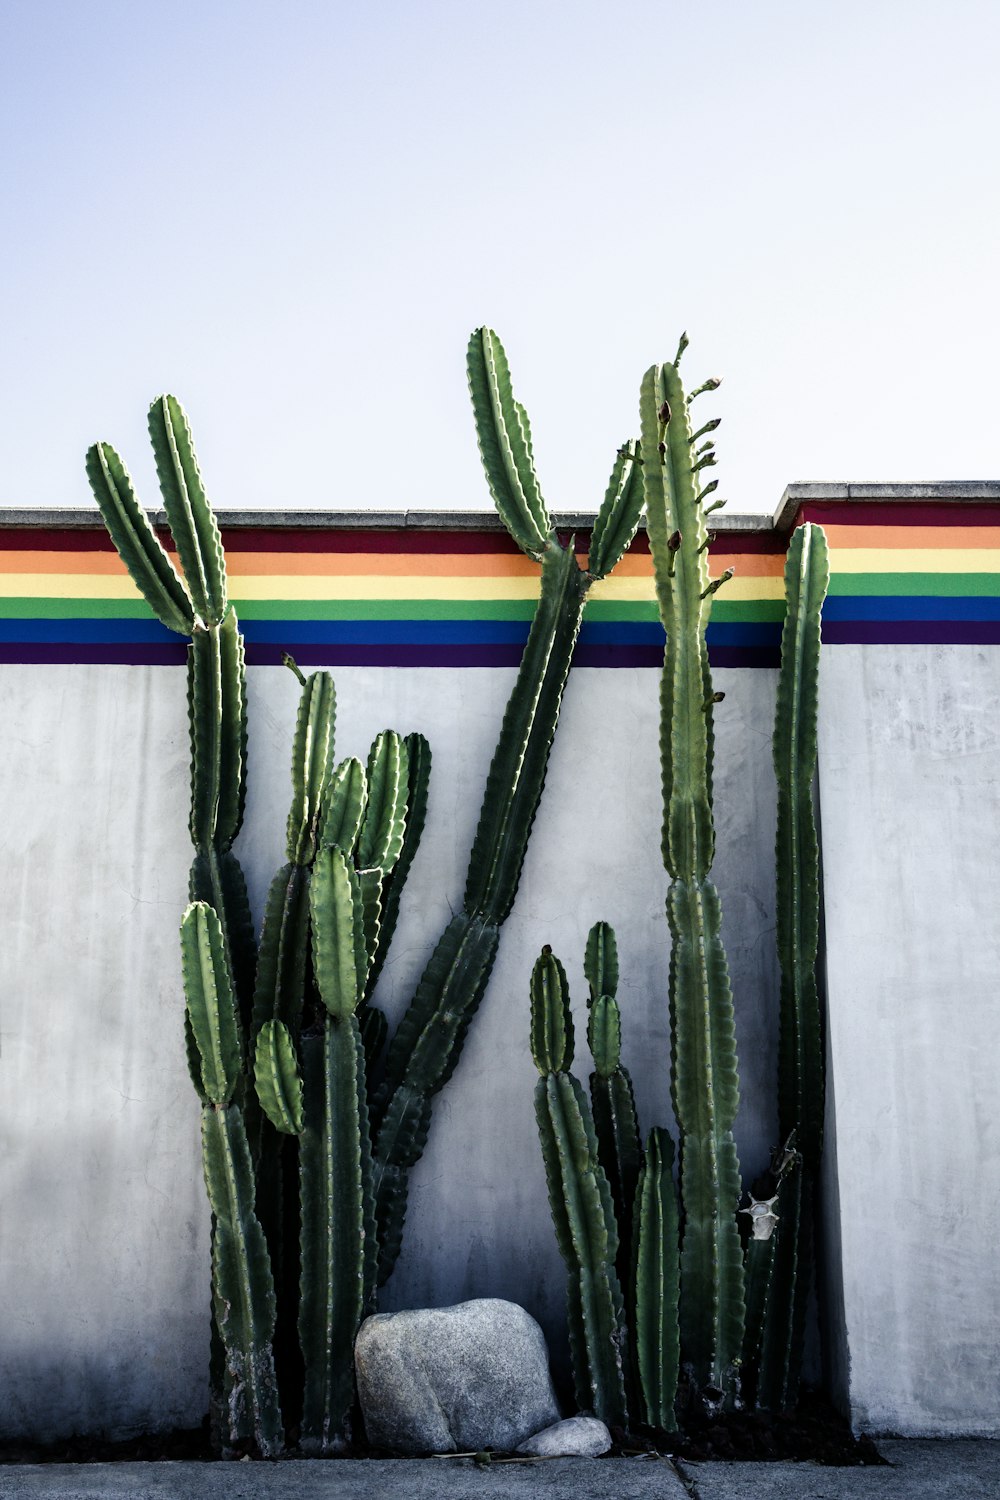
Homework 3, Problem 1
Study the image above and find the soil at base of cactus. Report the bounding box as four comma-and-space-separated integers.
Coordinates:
0, 1392, 884, 1467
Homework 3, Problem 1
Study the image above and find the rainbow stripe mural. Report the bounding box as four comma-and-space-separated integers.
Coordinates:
0, 501, 996, 667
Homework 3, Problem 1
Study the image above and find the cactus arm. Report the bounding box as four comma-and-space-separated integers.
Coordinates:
357, 732, 408, 873
584, 921, 619, 1003
466, 328, 550, 558
85, 441, 195, 633
250, 864, 311, 1037
298, 1018, 374, 1451
181, 902, 243, 1105
147, 394, 227, 625
590, 1061, 642, 1280
320, 757, 368, 852
190, 847, 256, 1029
462, 540, 589, 922
311, 847, 366, 1020
187, 611, 247, 853
633, 1128, 680, 1433
587, 441, 644, 580
285, 670, 337, 866
534, 1073, 627, 1428
530, 948, 574, 1074
365, 732, 431, 998
201, 1106, 283, 1455
370, 914, 499, 1282
371, 331, 635, 1289
254, 1021, 305, 1135
358, 1001, 389, 1078
640, 364, 714, 880
669, 878, 744, 1391
357, 868, 383, 973
774, 524, 829, 1166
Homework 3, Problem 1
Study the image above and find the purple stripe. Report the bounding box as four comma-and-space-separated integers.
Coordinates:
0, 642, 188, 664
822, 621, 1000, 645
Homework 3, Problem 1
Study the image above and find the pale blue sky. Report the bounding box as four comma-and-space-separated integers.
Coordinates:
2, 1, 998, 514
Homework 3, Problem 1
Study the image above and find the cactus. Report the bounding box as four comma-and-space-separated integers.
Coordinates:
87, 398, 255, 1021
750, 522, 829, 1410
585, 922, 642, 1287
88, 399, 256, 1444
639, 340, 745, 1405
532, 930, 682, 1435
181, 902, 283, 1456
530, 946, 628, 1427
250, 691, 417, 1452
632, 1129, 681, 1432
369, 327, 645, 1287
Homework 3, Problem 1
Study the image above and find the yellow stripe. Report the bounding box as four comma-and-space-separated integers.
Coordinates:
829, 548, 1000, 574
0, 570, 787, 604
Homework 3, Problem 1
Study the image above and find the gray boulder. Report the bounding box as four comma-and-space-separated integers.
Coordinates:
355, 1298, 560, 1455
517, 1415, 613, 1457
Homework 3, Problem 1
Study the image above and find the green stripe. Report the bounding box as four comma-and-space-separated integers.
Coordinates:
829, 572, 1000, 597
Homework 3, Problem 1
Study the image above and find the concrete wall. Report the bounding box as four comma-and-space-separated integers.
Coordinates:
0, 659, 781, 1442
818, 645, 1000, 1436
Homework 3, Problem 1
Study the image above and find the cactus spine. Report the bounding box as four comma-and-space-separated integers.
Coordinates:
530, 947, 628, 1427
369, 328, 645, 1286
182, 902, 283, 1455
752, 522, 829, 1409
639, 344, 744, 1403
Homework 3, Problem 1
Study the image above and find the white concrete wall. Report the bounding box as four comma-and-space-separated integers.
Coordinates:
0, 660, 781, 1442
818, 645, 1000, 1436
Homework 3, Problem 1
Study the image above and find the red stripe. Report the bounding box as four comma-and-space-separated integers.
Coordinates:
797, 502, 1000, 528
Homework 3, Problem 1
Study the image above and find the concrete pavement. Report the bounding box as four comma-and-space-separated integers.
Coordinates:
1, 1442, 998, 1500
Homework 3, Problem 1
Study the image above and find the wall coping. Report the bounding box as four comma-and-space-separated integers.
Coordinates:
1, 482, 998, 535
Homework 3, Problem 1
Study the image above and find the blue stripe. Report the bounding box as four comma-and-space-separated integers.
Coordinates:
823, 595, 1000, 622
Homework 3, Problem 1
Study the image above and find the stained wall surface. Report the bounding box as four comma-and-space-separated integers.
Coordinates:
818, 644, 1000, 1436
0, 658, 780, 1442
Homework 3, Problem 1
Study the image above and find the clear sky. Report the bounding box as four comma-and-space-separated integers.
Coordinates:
2, 1, 998, 516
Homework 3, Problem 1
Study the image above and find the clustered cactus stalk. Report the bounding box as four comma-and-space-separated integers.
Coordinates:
533, 340, 829, 1434
366, 328, 646, 1287
87, 325, 646, 1454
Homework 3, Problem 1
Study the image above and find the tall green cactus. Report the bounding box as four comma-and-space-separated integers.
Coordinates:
751, 522, 829, 1410
530, 947, 628, 1428
88, 399, 256, 1446
369, 327, 645, 1286
632, 1128, 681, 1432
182, 902, 283, 1456
87, 398, 255, 1023
639, 340, 744, 1405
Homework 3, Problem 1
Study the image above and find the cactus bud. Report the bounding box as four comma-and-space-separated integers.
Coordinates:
701, 566, 734, 599
658, 400, 672, 425
704, 691, 725, 709
667, 530, 682, 552
658, 441, 666, 456
697, 532, 716, 555
704, 498, 727, 515
691, 418, 722, 443
691, 452, 717, 474
673, 331, 689, 365
689, 377, 722, 401
282, 652, 307, 686
698, 479, 720, 500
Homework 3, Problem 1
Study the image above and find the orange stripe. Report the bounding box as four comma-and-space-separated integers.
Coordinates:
0, 548, 784, 584
824, 524, 1000, 550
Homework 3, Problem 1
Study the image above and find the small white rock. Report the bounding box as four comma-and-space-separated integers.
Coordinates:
517, 1415, 612, 1458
